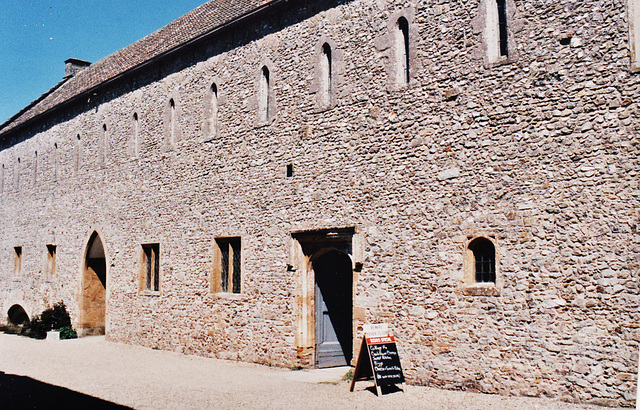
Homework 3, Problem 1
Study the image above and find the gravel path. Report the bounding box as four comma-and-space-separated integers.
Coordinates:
0, 334, 615, 409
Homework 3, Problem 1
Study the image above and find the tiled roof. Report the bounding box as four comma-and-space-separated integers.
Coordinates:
0, 0, 275, 137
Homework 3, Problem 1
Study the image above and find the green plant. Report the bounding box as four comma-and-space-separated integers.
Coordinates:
23, 301, 76, 339
59, 325, 77, 340
342, 368, 354, 382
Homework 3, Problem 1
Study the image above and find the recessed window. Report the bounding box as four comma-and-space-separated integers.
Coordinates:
214, 237, 241, 294
209, 83, 218, 138
142, 243, 160, 292
286, 164, 293, 177
469, 237, 496, 283
46, 245, 57, 278
14, 246, 22, 276
497, 0, 508, 57
484, 0, 511, 63
53, 143, 58, 182
16, 158, 20, 189
75, 134, 81, 171
102, 124, 108, 164
396, 17, 410, 84
1, 164, 4, 195
259, 66, 270, 122
629, 0, 640, 70
133, 112, 140, 157
33, 151, 38, 185
169, 99, 176, 145
320, 43, 332, 106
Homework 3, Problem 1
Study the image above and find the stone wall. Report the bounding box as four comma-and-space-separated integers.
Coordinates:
0, 0, 638, 406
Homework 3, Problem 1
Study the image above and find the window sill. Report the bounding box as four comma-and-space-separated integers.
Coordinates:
462, 282, 500, 296
140, 290, 161, 297
212, 292, 247, 301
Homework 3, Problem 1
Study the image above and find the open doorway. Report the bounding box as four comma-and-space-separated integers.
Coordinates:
78, 232, 106, 336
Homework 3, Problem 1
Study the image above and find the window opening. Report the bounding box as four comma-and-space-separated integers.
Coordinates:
397, 17, 410, 83
102, 124, 108, 163
469, 238, 496, 283
210, 83, 218, 137
46, 245, 56, 277
142, 243, 160, 292
53, 143, 58, 182
14, 246, 22, 276
169, 99, 176, 145
216, 237, 241, 293
16, 158, 20, 189
33, 151, 38, 185
497, 0, 508, 57
286, 164, 293, 177
75, 134, 81, 171
133, 112, 140, 157
1, 164, 4, 195
321, 43, 332, 105
260, 66, 270, 122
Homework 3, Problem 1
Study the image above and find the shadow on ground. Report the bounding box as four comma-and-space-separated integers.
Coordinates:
0, 371, 130, 409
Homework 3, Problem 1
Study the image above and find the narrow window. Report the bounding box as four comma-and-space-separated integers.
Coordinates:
46, 245, 57, 277
397, 17, 410, 84
497, 0, 508, 57
209, 83, 218, 138
629, 0, 640, 69
53, 143, 58, 182
469, 238, 496, 283
133, 113, 140, 157
16, 158, 20, 189
215, 237, 241, 293
142, 243, 160, 292
169, 99, 176, 145
321, 43, 332, 105
259, 66, 270, 122
75, 134, 81, 171
102, 124, 108, 164
33, 151, 38, 185
1, 164, 4, 195
286, 163, 293, 177
14, 246, 22, 276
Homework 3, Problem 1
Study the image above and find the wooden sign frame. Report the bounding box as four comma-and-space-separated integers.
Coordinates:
349, 334, 405, 396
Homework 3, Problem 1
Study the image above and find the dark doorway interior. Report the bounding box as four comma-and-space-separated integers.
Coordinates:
79, 232, 106, 336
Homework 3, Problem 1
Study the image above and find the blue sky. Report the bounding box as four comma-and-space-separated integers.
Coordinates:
0, 0, 207, 125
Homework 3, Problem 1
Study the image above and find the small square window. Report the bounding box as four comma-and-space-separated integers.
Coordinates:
142, 243, 160, 292
214, 238, 241, 294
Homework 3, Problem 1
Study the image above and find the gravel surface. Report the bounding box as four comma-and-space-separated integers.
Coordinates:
0, 334, 616, 409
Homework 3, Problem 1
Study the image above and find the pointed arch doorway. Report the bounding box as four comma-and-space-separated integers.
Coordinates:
78, 232, 106, 336
293, 228, 354, 368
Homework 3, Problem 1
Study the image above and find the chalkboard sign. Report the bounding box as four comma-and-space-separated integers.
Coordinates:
350, 334, 405, 395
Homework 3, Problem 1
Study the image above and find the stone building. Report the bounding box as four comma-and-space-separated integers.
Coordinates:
0, 0, 638, 406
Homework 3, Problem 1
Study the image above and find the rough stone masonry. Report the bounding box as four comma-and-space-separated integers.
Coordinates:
0, 0, 638, 407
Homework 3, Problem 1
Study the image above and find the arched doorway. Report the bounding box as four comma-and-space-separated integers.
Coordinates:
7, 304, 29, 326
78, 232, 106, 336
312, 249, 353, 367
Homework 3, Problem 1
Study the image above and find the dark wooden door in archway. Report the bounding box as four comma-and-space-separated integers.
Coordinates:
313, 250, 352, 368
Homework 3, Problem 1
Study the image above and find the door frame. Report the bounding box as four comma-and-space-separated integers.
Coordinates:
291, 227, 357, 368
78, 229, 109, 337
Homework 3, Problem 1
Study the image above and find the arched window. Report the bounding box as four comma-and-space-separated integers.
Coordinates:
133, 112, 140, 157
102, 124, 108, 164
209, 83, 218, 137
469, 237, 496, 283
259, 66, 270, 122
75, 134, 81, 171
169, 99, 176, 144
396, 17, 410, 84
320, 43, 332, 106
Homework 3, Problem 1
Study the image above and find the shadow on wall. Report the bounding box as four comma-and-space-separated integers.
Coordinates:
0, 371, 131, 409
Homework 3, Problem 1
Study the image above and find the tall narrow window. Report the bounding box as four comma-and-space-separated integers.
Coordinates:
75, 134, 81, 171
397, 17, 410, 84
53, 143, 58, 182
133, 112, 140, 157
14, 246, 22, 276
321, 43, 332, 106
259, 66, 270, 122
33, 151, 38, 185
469, 237, 496, 283
206, 83, 219, 139
1, 164, 4, 195
215, 237, 241, 293
46, 245, 57, 278
142, 243, 160, 292
629, 0, 640, 70
16, 158, 20, 189
497, 0, 508, 57
102, 124, 108, 164
169, 99, 176, 145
